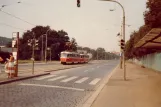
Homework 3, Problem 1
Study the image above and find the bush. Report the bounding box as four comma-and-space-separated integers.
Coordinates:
0, 51, 10, 63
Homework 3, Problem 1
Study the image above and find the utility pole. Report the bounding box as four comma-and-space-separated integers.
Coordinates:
45, 29, 50, 63
50, 48, 51, 61
123, 12, 126, 81
97, 51, 98, 60
32, 33, 35, 75
41, 35, 44, 61
14, 32, 19, 77
100, 0, 126, 81
120, 24, 123, 69
45, 33, 47, 63
105, 52, 106, 60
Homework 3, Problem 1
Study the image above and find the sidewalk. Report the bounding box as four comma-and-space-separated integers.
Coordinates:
91, 62, 161, 107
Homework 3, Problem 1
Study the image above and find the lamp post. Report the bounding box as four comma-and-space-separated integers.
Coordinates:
45, 29, 50, 63
41, 34, 46, 61
47, 47, 51, 62
100, 0, 126, 80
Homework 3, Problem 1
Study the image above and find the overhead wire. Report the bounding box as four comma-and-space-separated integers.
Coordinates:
1, 10, 35, 26
0, 1, 36, 26
0, 22, 27, 31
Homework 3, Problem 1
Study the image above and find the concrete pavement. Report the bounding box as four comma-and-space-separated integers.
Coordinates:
91, 62, 161, 107
0, 60, 118, 107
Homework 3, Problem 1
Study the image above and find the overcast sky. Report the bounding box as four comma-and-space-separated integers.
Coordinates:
0, 0, 147, 51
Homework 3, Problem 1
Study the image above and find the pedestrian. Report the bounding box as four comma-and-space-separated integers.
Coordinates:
0, 57, 3, 73
4, 59, 10, 78
7, 54, 15, 78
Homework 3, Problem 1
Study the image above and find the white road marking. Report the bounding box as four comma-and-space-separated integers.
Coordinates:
35, 75, 56, 80
47, 76, 67, 81
61, 76, 78, 82
89, 78, 101, 85
84, 70, 88, 72
75, 77, 89, 83
19, 69, 32, 71
19, 83, 84, 91
91, 68, 95, 70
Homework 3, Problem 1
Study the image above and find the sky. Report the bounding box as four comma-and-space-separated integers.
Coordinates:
0, 0, 147, 51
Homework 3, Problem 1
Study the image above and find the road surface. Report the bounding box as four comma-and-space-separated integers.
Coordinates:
0, 60, 118, 107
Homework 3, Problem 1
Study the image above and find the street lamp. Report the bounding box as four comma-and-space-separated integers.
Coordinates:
47, 47, 52, 62
41, 34, 46, 61
99, 0, 126, 80
45, 29, 51, 63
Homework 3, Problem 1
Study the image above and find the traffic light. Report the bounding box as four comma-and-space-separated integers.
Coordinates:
77, 0, 80, 7
35, 39, 39, 46
120, 39, 125, 50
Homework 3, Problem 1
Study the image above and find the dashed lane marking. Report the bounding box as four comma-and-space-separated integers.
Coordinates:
91, 68, 95, 70
84, 70, 88, 72
97, 66, 100, 68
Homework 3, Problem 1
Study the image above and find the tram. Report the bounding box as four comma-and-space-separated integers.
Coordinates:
60, 51, 89, 64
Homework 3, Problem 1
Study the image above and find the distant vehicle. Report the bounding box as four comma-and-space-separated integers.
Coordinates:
60, 51, 89, 64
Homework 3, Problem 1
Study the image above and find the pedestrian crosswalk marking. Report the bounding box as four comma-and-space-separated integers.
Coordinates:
61, 76, 78, 82
34, 75, 101, 86
35, 75, 56, 80
47, 76, 67, 81
89, 78, 101, 85
75, 77, 89, 83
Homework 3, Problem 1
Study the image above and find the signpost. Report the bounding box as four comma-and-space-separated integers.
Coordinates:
12, 32, 19, 77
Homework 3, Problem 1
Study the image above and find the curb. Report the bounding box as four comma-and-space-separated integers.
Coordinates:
82, 65, 119, 107
0, 73, 50, 85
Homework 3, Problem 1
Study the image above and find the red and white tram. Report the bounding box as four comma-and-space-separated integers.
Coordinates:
60, 51, 89, 64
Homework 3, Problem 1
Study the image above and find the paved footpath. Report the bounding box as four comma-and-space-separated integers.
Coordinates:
91, 62, 161, 107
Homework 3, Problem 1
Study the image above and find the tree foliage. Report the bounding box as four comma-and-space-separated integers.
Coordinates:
19, 25, 76, 60
144, 0, 161, 28
125, 0, 160, 59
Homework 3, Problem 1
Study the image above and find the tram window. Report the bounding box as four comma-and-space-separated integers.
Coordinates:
67, 54, 72, 57
61, 53, 67, 57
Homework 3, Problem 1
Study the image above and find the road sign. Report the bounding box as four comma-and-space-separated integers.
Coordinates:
12, 52, 17, 60
12, 40, 16, 48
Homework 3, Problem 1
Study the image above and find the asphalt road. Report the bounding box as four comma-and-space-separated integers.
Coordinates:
0, 60, 118, 107
1, 61, 85, 73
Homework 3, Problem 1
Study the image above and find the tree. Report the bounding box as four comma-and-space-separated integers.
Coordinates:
65, 38, 77, 51
70, 38, 77, 51
19, 26, 71, 60
144, 0, 161, 28
124, 0, 161, 59
96, 47, 105, 60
